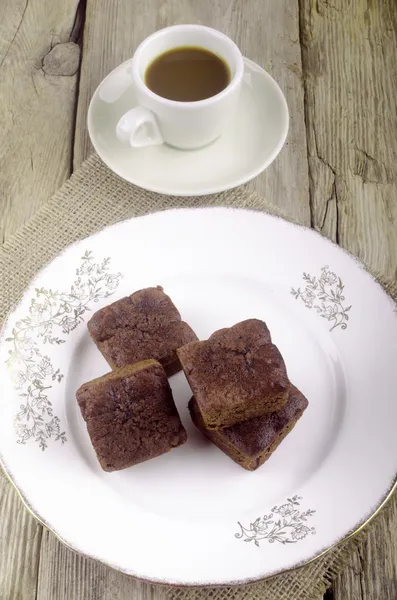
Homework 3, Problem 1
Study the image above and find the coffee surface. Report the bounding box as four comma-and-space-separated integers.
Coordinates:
145, 46, 231, 102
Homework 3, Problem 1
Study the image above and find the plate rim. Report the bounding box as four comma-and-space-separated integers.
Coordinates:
87, 57, 290, 196
1, 459, 395, 588
1, 206, 396, 587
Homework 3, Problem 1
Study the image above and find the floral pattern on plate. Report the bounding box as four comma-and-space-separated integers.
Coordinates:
5, 251, 122, 450
236, 496, 316, 547
291, 266, 351, 331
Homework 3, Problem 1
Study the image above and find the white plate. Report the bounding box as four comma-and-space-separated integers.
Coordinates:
1, 208, 396, 586
88, 59, 289, 196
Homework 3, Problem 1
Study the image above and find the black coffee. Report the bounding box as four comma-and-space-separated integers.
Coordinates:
145, 46, 231, 102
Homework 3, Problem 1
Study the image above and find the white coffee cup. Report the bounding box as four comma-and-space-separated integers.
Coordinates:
116, 25, 244, 150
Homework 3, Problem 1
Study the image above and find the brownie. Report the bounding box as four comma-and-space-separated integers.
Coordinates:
189, 385, 308, 471
87, 286, 198, 376
76, 360, 187, 471
177, 319, 290, 429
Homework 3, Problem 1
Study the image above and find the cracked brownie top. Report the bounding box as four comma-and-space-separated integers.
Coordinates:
87, 286, 198, 376
177, 319, 290, 429
76, 360, 187, 472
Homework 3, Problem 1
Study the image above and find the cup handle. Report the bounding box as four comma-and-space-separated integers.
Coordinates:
116, 107, 164, 148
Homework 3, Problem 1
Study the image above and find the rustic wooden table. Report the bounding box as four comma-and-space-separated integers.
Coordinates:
1, 1, 396, 598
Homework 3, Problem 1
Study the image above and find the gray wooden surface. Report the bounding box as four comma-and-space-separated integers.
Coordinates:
0, 0, 396, 598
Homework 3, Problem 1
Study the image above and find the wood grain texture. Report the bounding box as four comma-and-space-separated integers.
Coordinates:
37, 529, 168, 600
0, 0, 83, 241
300, 0, 397, 279
299, 0, 397, 598
332, 498, 397, 600
0, 475, 42, 600
73, 0, 310, 224
0, 1, 84, 599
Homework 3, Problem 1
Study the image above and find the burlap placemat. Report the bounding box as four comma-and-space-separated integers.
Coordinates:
1, 153, 396, 599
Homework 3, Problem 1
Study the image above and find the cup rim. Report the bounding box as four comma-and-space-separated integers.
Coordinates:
131, 24, 244, 109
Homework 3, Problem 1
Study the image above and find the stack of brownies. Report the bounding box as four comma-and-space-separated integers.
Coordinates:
76, 286, 308, 472
177, 319, 308, 471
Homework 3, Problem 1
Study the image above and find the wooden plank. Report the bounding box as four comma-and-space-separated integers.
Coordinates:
35, 0, 310, 598
299, 1, 397, 599
73, 0, 310, 225
299, 0, 397, 279
332, 500, 397, 600
0, 1, 84, 599
37, 528, 168, 600
0, 0, 83, 241
0, 473, 42, 600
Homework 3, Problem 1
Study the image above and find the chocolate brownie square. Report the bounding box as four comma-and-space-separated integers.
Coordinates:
189, 385, 308, 471
177, 319, 290, 429
76, 360, 187, 471
87, 286, 198, 376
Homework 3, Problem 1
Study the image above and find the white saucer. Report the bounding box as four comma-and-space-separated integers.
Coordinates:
88, 58, 289, 196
